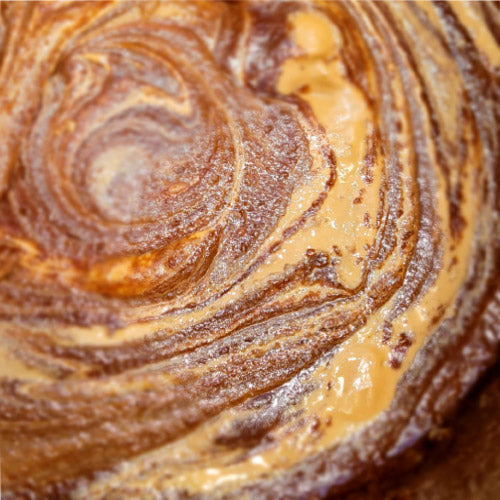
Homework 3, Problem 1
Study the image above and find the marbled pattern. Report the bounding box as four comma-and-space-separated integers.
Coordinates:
0, 2, 499, 498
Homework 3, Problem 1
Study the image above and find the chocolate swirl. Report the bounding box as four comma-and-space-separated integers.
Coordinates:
0, 2, 499, 498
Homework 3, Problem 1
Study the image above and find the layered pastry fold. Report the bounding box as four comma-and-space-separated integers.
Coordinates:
0, 1, 499, 498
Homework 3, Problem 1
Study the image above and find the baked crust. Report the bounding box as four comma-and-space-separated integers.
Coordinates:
0, 2, 498, 498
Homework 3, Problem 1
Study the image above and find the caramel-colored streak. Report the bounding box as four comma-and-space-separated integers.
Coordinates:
0, 2, 499, 499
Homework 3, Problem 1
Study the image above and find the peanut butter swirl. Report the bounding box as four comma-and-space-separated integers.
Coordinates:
1, 2, 499, 498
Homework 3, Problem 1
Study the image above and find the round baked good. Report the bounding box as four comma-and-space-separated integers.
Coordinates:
0, 1, 499, 498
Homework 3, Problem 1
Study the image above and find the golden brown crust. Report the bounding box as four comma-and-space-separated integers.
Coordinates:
0, 1, 499, 498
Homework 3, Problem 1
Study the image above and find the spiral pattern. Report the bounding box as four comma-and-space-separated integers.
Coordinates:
1, 1, 499, 498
